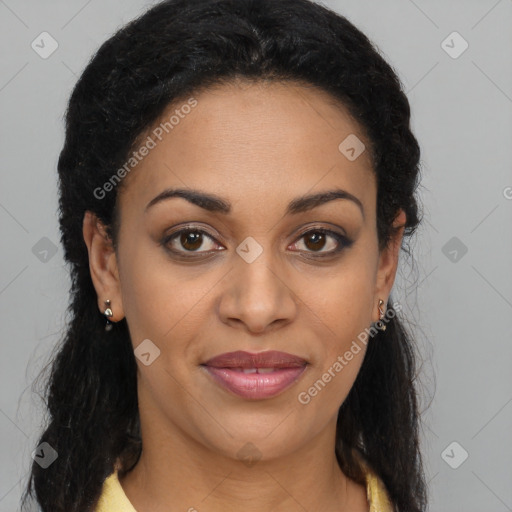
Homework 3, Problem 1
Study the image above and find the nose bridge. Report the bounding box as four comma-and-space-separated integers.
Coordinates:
235, 240, 285, 302
220, 238, 296, 331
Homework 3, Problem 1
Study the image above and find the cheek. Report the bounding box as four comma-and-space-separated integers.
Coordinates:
294, 253, 376, 406
118, 241, 220, 345
297, 272, 372, 416
301, 262, 376, 345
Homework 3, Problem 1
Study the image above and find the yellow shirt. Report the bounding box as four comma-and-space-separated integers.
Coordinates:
95, 465, 393, 511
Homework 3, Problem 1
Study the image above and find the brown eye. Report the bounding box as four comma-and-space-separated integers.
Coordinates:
304, 231, 327, 251
289, 228, 352, 257
179, 231, 204, 251
163, 228, 220, 255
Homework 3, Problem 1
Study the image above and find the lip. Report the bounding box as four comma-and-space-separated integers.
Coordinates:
202, 350, 308, 369
201, 350, 309, 400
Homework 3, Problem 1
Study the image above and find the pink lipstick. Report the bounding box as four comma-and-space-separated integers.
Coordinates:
201, 350, 308, 400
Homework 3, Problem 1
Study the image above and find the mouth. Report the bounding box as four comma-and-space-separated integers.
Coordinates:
201, 350, 309, 400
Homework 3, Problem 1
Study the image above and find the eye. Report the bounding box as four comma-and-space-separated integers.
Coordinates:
161, 225, 352, 260
289, 228, 352, 257
162, 227, 222, 256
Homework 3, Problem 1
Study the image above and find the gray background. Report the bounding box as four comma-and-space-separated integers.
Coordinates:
1, 0, 511, 511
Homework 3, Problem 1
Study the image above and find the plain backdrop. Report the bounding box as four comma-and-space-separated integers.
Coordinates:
1, 1, 511, 511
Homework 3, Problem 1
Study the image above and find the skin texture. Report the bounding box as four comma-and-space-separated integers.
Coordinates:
83, 79, 406, 512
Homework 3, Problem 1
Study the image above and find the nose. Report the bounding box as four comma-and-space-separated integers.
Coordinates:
218, 250, 297, 334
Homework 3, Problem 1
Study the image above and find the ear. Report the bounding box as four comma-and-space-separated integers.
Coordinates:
82, 210, 125, 322
373, 209, 406, 322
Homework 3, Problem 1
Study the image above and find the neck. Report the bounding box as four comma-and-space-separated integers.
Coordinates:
119, 421, 366, 512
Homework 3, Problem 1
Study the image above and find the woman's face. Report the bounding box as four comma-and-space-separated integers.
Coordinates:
87, 79, 404, 462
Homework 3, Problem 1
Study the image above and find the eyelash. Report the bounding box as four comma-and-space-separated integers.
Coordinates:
161, 225, 353, 260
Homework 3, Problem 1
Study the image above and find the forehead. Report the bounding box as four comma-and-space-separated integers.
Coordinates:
118, 79, 375, 216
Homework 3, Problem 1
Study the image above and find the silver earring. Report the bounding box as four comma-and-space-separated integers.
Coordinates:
104, 299, 113, 331
378, 299, 386, 331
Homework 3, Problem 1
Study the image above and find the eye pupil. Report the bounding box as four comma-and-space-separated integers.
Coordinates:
181, 231, 202, 251
305, 232, 326, 251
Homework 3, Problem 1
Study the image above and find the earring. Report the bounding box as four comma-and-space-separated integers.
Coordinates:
104, 299, 113, 332
378, 299, 387, 331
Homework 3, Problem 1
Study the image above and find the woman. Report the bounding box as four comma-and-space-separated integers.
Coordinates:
22, 0, 428, 510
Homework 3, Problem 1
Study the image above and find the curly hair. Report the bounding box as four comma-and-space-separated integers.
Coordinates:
22, 0, 428, 510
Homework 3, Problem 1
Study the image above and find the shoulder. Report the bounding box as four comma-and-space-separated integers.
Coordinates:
95, 469, 137, 512
363, 463, 394, 512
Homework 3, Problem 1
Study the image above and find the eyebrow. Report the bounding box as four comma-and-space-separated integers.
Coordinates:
145, 187, 364, 219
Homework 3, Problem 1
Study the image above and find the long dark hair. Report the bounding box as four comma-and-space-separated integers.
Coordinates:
22, 0, 428, 510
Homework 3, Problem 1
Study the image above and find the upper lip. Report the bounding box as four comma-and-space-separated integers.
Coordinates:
202, 350, 308, 369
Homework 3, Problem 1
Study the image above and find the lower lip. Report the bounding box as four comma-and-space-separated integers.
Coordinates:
202, 365, 308, 400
